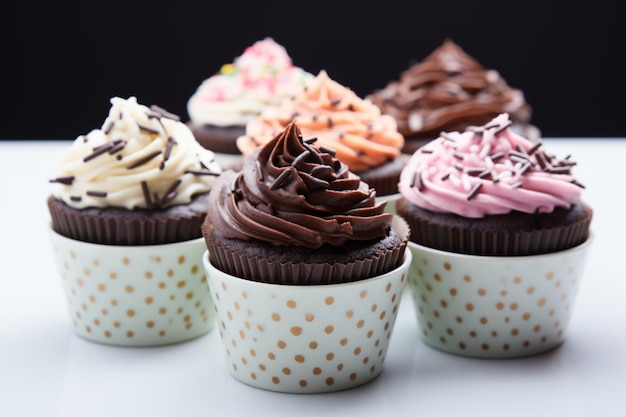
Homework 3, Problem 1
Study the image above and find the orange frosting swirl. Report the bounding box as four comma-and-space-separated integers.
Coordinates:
237, 70, 404, 173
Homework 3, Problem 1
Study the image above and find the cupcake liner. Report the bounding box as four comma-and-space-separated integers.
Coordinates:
48, 193, 210, 245
205, 215, 410, 285
397, 198, 592, 256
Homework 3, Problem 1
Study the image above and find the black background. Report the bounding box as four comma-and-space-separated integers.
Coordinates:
1, 0, 623, 139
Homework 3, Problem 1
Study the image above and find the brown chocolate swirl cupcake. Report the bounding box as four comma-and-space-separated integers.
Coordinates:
203, 121, 409, 284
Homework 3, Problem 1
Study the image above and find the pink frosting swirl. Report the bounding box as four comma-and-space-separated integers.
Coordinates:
398, 114, 584, 218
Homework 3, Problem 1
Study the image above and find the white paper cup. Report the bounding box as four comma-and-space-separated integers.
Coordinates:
203, 249, 411, 393
407, 236, 593, 358
49, 227, 215, 346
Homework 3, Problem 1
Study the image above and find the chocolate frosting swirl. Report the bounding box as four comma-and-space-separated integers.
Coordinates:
207, 121, 393, 248
368, 39, 532, 141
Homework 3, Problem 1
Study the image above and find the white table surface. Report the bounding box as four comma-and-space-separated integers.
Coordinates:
1, 139, 624, 417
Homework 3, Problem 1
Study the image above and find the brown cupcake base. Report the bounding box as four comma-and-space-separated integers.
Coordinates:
203, 215, 410, 285
187, 123, 245, 155
48, 193, 211, 245
396, 198, 592, 256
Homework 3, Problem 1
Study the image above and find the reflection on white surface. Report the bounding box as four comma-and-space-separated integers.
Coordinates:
1, 139, 626, 417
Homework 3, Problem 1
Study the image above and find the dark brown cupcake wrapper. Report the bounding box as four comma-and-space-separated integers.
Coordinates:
397, 198, 592, 256
48, 194, 210, 245
205, 215, 410, 285
357, 154, 408, 197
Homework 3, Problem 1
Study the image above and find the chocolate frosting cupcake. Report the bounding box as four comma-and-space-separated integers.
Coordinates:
203, 121, 409, 284
368, 39, 538, 154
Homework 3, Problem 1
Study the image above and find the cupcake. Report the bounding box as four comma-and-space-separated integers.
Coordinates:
48, 96, 222, 346
396, 113, 593, 358
368, 39, 539, 154
186, 37, 314, 169
237, 70, 406, 206
202, 121, 411, 392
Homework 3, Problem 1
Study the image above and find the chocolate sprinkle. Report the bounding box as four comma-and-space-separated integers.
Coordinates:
137, 123, 160, 135
126, 150, 162, 169
84, 143, 114, 162
255, 160, 264, 181
270, 169, 292, 190
184, 169, 220, 176
86, 190, 107, 197
527, 141, 542, 155
49, 176, 75, 185
291, 150, 311, 167
319, 146, 336, 156
413, 170, 423, 191
149, 104, 181, 121
330, 98, 342, 106
141, 181, 153, 208
70, 196, 82, 202
466, 182, 482, 200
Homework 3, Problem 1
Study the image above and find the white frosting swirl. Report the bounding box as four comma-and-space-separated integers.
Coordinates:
186, 37, 313, 127
51, 96, 222, 209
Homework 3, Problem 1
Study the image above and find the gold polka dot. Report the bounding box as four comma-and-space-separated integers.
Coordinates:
326, 377, 334, 386
546, 272, 554, 280
191, 265, 198, 274
354, 347, 362, 355
496, 302, 505, 310
549, 309, 555, 316
113, 321, 120, 328
523, 313, 531, 321
337, 364, 344, 371
295, 354, 305, 363
144, 271, 152, 279
102, 308, 108, 316
282, 367, 291, 375
469, 330, 477, 338
83, 268, 90, 276
305, 313, 314, 322
88, 295, 95, 303
291, 326, 302, 336
560, 293, 567, 301
124, 285, 134, 293
186, 292, 193, 300
425, 283, 433, 292
523, 340, 530, 348
313, 367, 322, 375
466, 303, 474, 311
177, 281, 186, 288
346, 310, 354, 318
242, 291, 248, 298
480, 317, 488, 324
309, 341, 318, 349
127, 309, 135, 317
159, 307, 166, 315
371, 304, 378, 312
233, 302, 240, 311
97, 284, 106, 292
257, 325, 264, 332
70, 251, 76, 259
325, 325, 334, 334
477, 289, 486, 296
146, 321, 154, 328
158, 282, 166, 289
272, 313, 281, 322
440, 300, 448, 308
510, 303, 518, 311
109, 272, 116, 279
359, 290, 368, 298
434, 273, 441, 282
268, 353, 275, 360
122, 257, 129, 265
277, 340, 286, 349
455, 316, 463, 323
85, 326, 91, 333
527, 286, 535, 294
449, 288, 458, 296
481, 343, 489, 350
503, 343, 510, 350
178, 256, 185, 264
93, 319, 100, 326
511, 328, 519, 336
538, 297, 547, 307
167, 269, 174, 278
357, 320, 365, 328
340, 338, 348, 346
385, 283, 392, 292
534, 325, 542, 332
446, 328, 453, 336
76, 278, 83, 287
271, 376, 280, 384
367, 330, 374, 338
463, 275, 471, 282
126, 331, 134, 338
104, 331, 111, 338
326, 352, 334, 361
287, 300, 297, 308
145, 297, 153, 305
299, 380, 307, 387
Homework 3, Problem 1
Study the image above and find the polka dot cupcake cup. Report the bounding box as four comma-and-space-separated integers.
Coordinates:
407, 236, 593, 358
203, 250, 411, 393
49, 227, 215, 346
